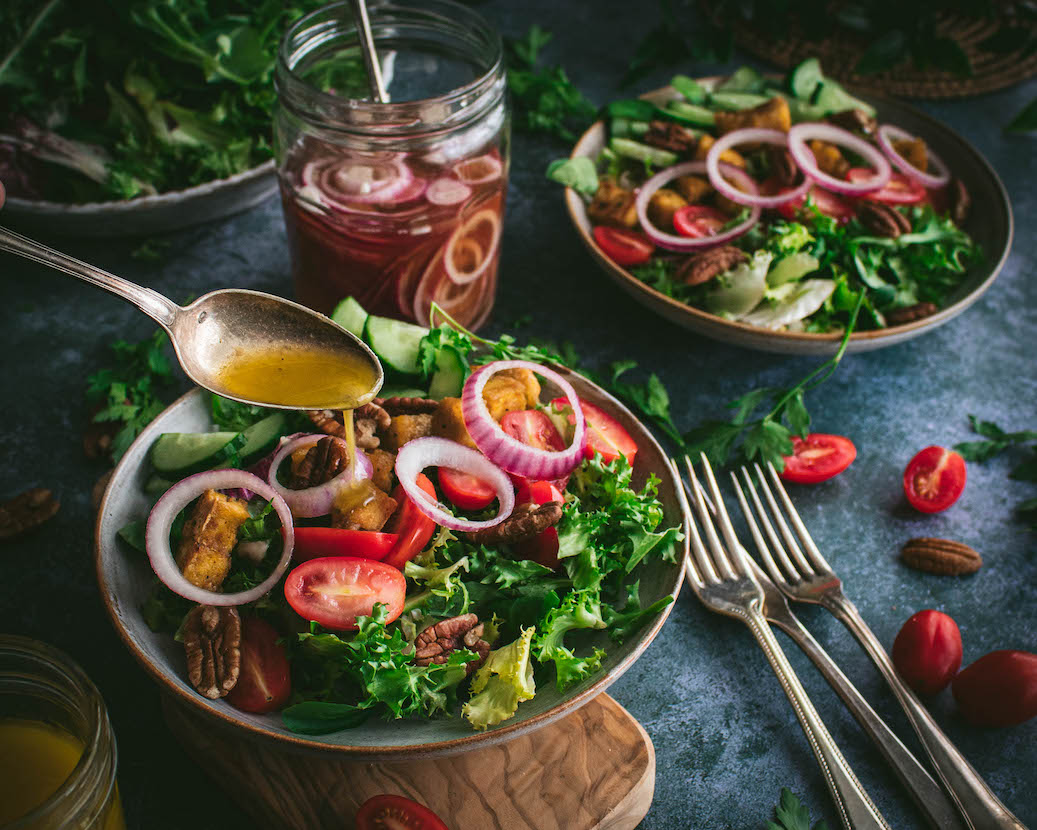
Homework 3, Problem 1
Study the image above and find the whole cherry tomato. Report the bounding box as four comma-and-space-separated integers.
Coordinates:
891, 609, 962, 696
903, 446, 967, 513
952, 650, 1037, 727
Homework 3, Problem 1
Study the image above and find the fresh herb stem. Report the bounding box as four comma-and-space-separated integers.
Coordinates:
0, 0, 61, 82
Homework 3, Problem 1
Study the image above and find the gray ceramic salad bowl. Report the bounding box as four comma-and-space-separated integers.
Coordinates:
94, 371, 687, 760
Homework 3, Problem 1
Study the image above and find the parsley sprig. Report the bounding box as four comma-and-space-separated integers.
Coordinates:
954, 415, 1037, 530
767, 787, 830, 830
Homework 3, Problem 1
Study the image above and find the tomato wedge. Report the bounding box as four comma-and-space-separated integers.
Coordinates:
355, 794, 449, 830
226, 617, 291, 714
438, 466, 496, 510
592, 226, 654, 267
291, 527, 397, 562
776, 185, 854, 223
284, 556, 406, 630
513, 479, 565, 569
903, 446, 966, 513
382, 473, 438, 571
848, 168, 926, 204
780, 433, 856, 484
673, 205, 728, 238
551, 397, 638, 466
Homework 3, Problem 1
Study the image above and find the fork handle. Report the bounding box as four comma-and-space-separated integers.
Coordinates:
827, 593, 1026, 830
743, 605, 892, 830
773, 611, 966, 830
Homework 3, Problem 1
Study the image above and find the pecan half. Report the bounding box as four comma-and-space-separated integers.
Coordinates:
414, 614, 490, 674
857, 201, 911, 239
886, 302, 939, 326
356, 401, 392, 431
464, 501, 563, 545
182, 605, 241, 699
902, 538, 982, 576
378, 396, 439, 415
826, 108, 877, 136
644, 120, 700, 154
767, 145, 798, 187
291, 436, 350, 488
0, 488, 60, 539
306, 401, 389, 449
676, 245, 748, 286
949, 178, 970, 225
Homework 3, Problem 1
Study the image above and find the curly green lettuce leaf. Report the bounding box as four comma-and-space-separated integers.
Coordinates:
463, 627, 536, 730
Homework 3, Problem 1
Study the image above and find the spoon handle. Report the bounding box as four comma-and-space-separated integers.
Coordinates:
0, 225, 179, 328
349, 0, 390, 103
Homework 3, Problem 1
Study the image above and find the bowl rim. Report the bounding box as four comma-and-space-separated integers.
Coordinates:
564, 79, 1014, 347
94, 377, 687, 759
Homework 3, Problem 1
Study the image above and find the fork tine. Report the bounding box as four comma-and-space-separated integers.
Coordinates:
752, 463, 818, 577
668, 457, 708, 590
764, 462, 835, 573
731, 467, 799, 585
682, 456, 737, 581
696, 453, 754, 578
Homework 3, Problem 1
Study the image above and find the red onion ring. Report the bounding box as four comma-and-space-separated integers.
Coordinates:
787, 123, 891, 196
444, 208, 501, 285
426, 177, 472, 206
301, 156, 413, 209
453, 154, 503, 185
395, 437, 515, 531
267, 434, 373, 518
461, 361, 586, 480
705, 129, 810, 208
145, 470, 294, 606
876, 124, 950, 189
634, 161, 761, 251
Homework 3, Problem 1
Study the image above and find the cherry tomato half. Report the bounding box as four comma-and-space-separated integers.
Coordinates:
226, 617, 292, 714
673, 205, 728, 238
551, 397, 638, 466
291, 527, 397, 562
903, 446, 966, 513
592, 226, 654, 267
284, 556, 406, 631
776, 185, 855, 223
438, 467, 496, 511
382, 474, 438, 571
780, 433, 856, 484
501, 409, 569, 491
891, 609, 962, 697
513, 479, 566, 569
355, 794, 449, 830
952, 650, 1037, 727
847, 168, 926, 204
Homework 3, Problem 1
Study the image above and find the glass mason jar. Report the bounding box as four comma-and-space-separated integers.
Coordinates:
0, 636, 124, 830
275, 0, 508, 329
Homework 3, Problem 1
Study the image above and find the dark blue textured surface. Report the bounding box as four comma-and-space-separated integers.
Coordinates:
1, 2, 1035, 826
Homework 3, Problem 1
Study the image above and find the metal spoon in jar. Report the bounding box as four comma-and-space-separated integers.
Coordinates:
349, 0, 391, 103
0, 225, 383, 410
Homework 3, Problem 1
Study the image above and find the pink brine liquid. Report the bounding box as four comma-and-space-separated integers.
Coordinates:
281, 142, 505, 328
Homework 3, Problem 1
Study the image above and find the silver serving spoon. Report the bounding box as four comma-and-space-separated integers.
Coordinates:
349, 0, 390, 103
0, 225, 383, 410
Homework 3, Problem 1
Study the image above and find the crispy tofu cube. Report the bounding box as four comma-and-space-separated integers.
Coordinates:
587, 177, 639, 228
694, 134, 746, 168
673, 175, 713, 204
175, 490, 251, 591
382, 413, 433, 452
496, 367, 541, 407
715, 96, 791, 138
431, 397, 477, 449
331, 484, 398, 531
481, 374, 529, 422
809, 140, 850, 179
892, 138, 927, 175
367, 448, 396, 493
647, 188, 688, 232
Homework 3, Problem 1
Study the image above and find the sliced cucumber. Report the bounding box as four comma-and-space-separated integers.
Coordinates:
379, 384, 428, 398
144, 474, 174, 496
610, 117, 651, 138
786, 97, 828, 123
608, 137, 677, 167
788, 57, 823, 100
811, 81, 876, 118
715, 65, 766, 95
330, 296, 368, 338
239, 413, 287, 458
670, 74, 707, 104
363, 314, 428, 375
151, 431, 239, 474
708, 91, 770, 111
606, 99, 657, 121
661, 101, 715, 128
428, 347, 466, 399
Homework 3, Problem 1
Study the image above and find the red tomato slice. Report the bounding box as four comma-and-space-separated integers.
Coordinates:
355, 794, 449, 830
291, 527, 397, 562
438, 467, 496, 510
780, 433, 856, 484
673, 205, 728, 238
513, 479, 565, 569
284, 556, 406, 631
903, 446, 967, 513
591, 226, 654, 267
226, 617, 291, 714
551, 397, 638, 466
847, 168, 926, 204
500, 409, 566, 452
382, 474, 438, 571
776, 185, 854, 223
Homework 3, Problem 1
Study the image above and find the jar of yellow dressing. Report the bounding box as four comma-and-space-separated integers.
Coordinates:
0, 636, 125, 830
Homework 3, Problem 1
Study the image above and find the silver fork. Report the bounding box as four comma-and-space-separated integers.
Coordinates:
675, 455, 891, 830
736, 462, 1026, 830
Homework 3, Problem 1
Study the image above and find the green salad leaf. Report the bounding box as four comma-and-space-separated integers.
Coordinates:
463, 627, 537, 730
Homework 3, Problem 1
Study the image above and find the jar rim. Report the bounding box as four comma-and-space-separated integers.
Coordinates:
277, 0, 504, 138
0, 635, 115, 829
